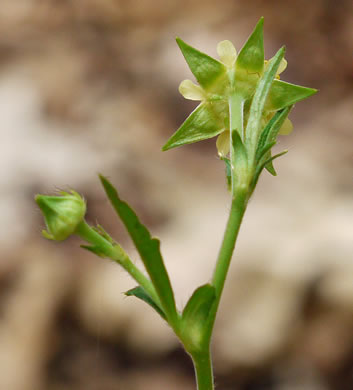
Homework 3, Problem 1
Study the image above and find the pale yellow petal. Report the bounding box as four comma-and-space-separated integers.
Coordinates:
277, 58, 287, 75
179, 79, 205, 100
217, 40, 237, 68
278, 118, 293, 135
216, 130, 230, 157
265, 57, 287, 78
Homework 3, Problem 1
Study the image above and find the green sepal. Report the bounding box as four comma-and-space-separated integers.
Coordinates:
245, 46, 286, 152
162, 103, 224, 151
236, 17, 264, 74
255, 106, 291, 163
266, 80, 317, 111
176, 37, 226, 89
231, 129, 248, 193
181, 284, 216, 352
125, 286, 166, 320
99, 175, 178, 325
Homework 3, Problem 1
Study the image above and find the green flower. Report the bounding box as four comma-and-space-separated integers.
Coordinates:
162, 18, 316, 158
35, 190, 86, 241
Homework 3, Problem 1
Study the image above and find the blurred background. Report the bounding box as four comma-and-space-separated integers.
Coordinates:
0, 0, 352, 389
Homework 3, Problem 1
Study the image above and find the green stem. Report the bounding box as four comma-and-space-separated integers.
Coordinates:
186, 93, 249, 390
212, 191, 247, 297
206, 91, 249, 332
207, 189, 248, 333
76, 220, 161, 308
191, 189, 248, 390
191, 350, 214, 390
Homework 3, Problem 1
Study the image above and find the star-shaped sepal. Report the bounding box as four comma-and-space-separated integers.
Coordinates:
163, 18, 317, 196
162, 38, 229, 151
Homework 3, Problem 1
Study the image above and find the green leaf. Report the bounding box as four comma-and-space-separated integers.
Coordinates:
99, 175, 178, 325
255, 106, 291, 163
125, 286, 166, 320
81, 244, 105, 258
181, 284, 216, 351
256, 141, 276, 164
266, 80, 317, 111
251, 150, 288, 191
256, 107, 291, 175
182, 284, 216, 323
93, 224, 116, 245
236, 17, 264, 73
176, 37, 226, 89
264, 153, 277, 175
162, 103, 225, 151
245, 46, 286, 154
221, 157, 232, 191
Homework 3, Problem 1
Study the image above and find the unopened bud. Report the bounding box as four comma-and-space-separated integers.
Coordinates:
35, 190, 86, 241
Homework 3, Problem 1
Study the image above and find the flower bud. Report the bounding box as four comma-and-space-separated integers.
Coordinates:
35, 190, 86, 241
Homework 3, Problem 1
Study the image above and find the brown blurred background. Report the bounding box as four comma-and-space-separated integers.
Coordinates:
0, 1, 352, 389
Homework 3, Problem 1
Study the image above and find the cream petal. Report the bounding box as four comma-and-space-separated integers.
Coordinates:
277, 58, 287, 75
265, 57, 287, 78
179, 79, 205, 100
216, 130, 230, 156
217, 40, 237, 68
278, 117, 293, 135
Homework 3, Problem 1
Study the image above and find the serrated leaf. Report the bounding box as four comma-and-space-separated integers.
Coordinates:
181, 284, 216, 351
99, 175, 178, 324
266, 80, 317, 111
162, 103, 224, 151
245, 46, 286, 154
176, 37, 226, 89
236, 17, 264, 74
125, 286, 166, 320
